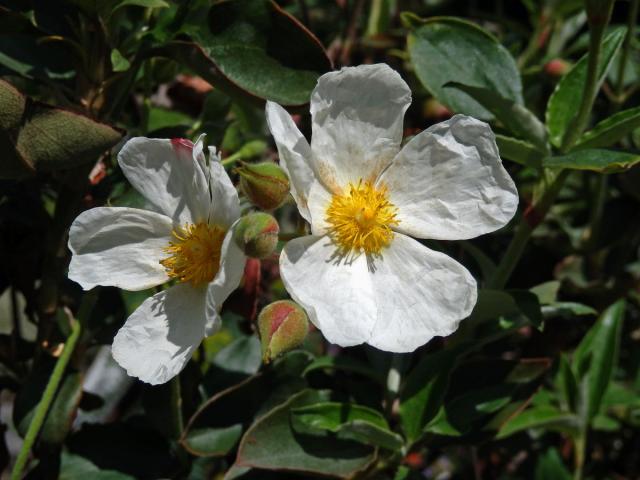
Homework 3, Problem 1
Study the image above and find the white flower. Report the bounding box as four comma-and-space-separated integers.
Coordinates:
266, 64, 518, 352
68, 136, 245, 384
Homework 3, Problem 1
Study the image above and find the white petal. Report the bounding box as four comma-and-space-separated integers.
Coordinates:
310, 64, 411, 189
68, 207, 172, 291
265, 101, 315, 221
378, 115, 518, 240
205, 228, 246, 335
306, 180, 333, 236
367, 234, 477, 352
208, 156, 241, 229
111, 283, 209, 385
279, 236, 376, 347
118, 137, 210, 225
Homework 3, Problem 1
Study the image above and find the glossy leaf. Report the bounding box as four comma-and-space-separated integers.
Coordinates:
445, 82, 548, 151
556, 354, 578, 412
575, 106, 640, 149
171, 0, 332, 107
235, 390, 375, 478
399, 346, 463, 443
546, 27, 626, 147
495, 134, 544, 168
407, 16, 522, 120
470, 289, 542, 327
292, 402, 403, 451
59, 452, 136, 480
544, 148, 640, 173
575, 300, 625, 422
496, 406, 578, 439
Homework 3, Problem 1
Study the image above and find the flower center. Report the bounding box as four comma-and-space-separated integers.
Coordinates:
325, 180, 399, 255
160, 222, 226, 287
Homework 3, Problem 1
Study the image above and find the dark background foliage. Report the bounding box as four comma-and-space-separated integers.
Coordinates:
0, 0, 639, 478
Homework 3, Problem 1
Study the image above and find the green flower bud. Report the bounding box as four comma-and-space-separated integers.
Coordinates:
233, 212, 279, 259
237, 161, 290, 210
258, 300, 309, 362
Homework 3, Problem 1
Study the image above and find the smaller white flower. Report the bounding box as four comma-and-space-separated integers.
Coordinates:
68, 136, 245, 385
266, 64, 518, 352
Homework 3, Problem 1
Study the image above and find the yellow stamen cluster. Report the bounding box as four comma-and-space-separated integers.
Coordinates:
160, 222, 226, 287
325, 180, 399, 256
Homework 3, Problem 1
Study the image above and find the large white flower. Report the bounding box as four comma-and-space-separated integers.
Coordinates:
266, 64, 518, 352
68, 136, 245, 384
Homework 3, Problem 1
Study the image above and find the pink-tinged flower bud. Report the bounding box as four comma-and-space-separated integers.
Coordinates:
258, 300, 309, 362
544, 59, 570, 77
236, 161, 290, 210
233, 212, 279, 259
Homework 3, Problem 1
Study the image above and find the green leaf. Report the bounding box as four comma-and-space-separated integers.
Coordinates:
111, 0, 169, 11
556, 354, 578, 412
181, 425, 243, 458
575, 106, 640, 149
212, 336, 262, 376
399, 346, 463, 443
543, 148, 640, 173
13, 358, 83, 445
470, 289, 542, 327
576, 300, 625, 422
235, 390, 375, 477
445, 82, 548, 151
292, 402, 404, 451
170, 0, 332, 107
535, 448, 571, 480
0, 34, 75, 81
546, 27, 627, 147
302, 355, 385, 384
495, 134, 544, 168
496, 406, 578, 439
60, 452, 136, 480
407, 17, 522, 120
110, 48, 131, 72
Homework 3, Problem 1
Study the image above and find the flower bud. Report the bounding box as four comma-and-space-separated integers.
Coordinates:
233, 212, 279, 259
544, 59, 570, 77
237, 161, 290, 210
258, 300, 309, 362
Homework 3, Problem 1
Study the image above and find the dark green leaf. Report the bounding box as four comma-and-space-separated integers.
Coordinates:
576, 300, 625, 422
535, 448, 571, 480
302, 355, 385, 384
0, 78, 24, 130
235, 389, 375, 477
496, 406, 578, 438
0, 34, 75, 80
556, 354, 578, 412
169, 0, 332, 107
575, 106, 640, 149
445, 82, 548, 151
407, 17, 522, 120
399, 346, 463, 443
546, 27, 626, 147
470, 289, 542, 327
543, 148, 640, 173
212, 336, 261, 376
60, 452, 136, 480
495, 134, 544, 168
292, 402, 403, 451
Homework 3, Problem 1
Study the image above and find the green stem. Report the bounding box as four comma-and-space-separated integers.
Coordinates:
489, 170, 569, 289
560, 2, 614, 152
221, 151, 243, 168
169, 376, 184, 440
11, 318, 83, 479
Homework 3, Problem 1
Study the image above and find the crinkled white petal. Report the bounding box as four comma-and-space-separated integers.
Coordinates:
265, 101, 315, 221
306, 180, 333, 236
68, 207, 172, 291
367, 233, 477, 352
207, 155, 241, 229
205, 227, 246, 336
280, 236, 376, 347
118, 137, 210, 225
378, 115, 519, 240
111, 283, 209, 385
310, 64, 411, 190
